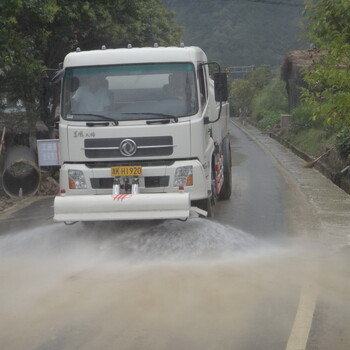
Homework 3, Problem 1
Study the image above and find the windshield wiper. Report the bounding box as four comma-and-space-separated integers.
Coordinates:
146, 119, 171, 125
121, 112, 179, 123
68, 113, 118, 125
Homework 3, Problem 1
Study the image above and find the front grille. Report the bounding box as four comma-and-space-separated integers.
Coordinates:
85, 160, 175, 168
90, 176, 170, 189
84, 136, 173, 158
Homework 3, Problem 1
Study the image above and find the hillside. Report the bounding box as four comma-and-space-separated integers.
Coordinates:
162, 0, 308, 67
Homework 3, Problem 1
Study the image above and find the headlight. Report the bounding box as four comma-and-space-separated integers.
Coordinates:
173, 166, 193, 187
68, 170, 87, 189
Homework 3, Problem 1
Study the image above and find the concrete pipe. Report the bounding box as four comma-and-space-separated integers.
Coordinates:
2, 146, 41, 198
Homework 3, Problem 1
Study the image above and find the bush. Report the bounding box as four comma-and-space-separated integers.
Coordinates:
291, 103, 339, 138
335, 128, 350, 160
257, 110, 281, 130
290, 103, 314, 133
252, 78, 288, 123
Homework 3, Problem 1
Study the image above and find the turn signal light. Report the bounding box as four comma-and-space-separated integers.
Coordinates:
185, 174, 193, 186
68, 170, 87, 190
69, 178, 76, 189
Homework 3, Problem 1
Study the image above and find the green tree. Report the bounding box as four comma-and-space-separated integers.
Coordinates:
302, 0, 350, 127
0, 0, 58, 142
0, 0, 182, 144
230, 66, 287, 130
45, 0, 183, 69
231, 78, 255, 118
230, 66, 272, 118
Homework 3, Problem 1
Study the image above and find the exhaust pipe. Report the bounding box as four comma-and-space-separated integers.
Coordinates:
2, 146, 41, 198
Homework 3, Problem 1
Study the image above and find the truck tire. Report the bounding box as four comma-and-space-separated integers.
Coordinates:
218, 137, 232, 200
197, 195, 214, 218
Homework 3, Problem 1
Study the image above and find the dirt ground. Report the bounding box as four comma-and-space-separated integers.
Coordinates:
0, 196, 15, 212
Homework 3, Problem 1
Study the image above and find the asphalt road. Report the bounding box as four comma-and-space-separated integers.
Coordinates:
0, 121, 349, 350
215, 121, 289, 239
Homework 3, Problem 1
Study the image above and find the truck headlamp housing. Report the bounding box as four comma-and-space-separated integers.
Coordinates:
174, 166, 193, 187
68, 170, 87, 189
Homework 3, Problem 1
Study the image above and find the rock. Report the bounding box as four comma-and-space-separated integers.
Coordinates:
38, 176, 59, 196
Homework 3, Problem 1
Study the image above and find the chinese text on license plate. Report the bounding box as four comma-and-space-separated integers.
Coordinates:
111, 166, 142, 177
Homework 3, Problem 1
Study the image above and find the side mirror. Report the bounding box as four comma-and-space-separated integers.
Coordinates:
214, 72, 228, 102
39, 76, 50, 121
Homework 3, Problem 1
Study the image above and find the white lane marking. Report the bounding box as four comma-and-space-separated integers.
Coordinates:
285, 285, 317, 350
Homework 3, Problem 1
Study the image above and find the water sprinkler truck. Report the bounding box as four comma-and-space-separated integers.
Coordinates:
39, 45, 232, 222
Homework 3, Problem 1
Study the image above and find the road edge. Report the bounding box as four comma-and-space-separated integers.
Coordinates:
0, 195, 54, 221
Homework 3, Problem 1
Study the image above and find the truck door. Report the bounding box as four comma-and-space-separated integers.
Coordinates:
198, 64, 211, 156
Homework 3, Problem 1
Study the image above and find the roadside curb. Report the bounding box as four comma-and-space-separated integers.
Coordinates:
237, 117, 350, 196
269, 133, 350, 196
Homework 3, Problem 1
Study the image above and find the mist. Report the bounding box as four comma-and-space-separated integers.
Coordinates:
0, 219, 349, 350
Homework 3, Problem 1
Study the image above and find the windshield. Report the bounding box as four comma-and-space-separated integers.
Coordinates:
62, 63, 198, 121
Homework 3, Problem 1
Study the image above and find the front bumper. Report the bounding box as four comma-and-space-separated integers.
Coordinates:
59, 159, 209, 200
54, 192, 206, 221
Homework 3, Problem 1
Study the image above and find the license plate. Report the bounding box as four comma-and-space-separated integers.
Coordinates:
111, 166, 142, 177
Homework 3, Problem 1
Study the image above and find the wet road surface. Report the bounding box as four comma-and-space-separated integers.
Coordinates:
216, 121, 289, 239
0, 122, 349, 350
0, 220, 304, 350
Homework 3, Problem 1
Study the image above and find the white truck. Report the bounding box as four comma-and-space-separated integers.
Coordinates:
40, 45, 232, 221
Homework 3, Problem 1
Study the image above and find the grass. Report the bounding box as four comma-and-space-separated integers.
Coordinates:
284, 128, 336, 157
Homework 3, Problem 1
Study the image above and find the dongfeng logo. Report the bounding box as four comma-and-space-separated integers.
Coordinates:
120, 139, 137, 157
